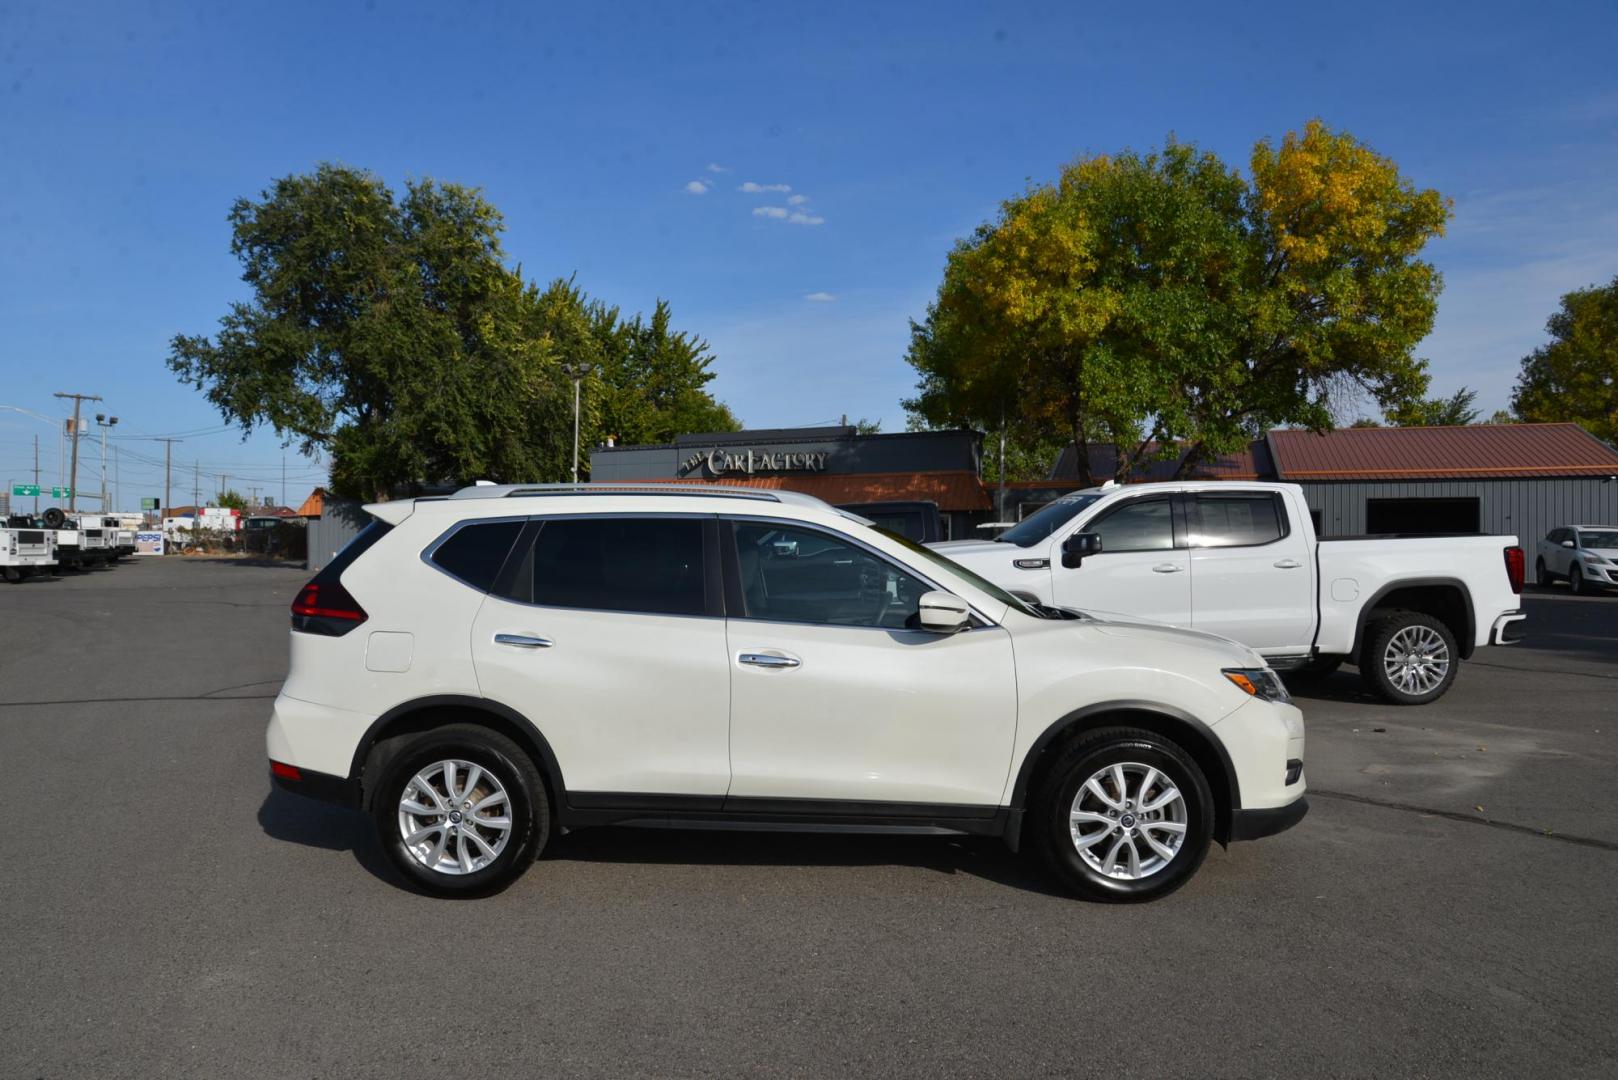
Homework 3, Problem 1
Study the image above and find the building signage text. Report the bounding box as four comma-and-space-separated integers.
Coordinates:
680, 448, 830, 476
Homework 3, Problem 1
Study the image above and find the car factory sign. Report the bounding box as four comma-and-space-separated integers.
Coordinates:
680, 447, 830, 476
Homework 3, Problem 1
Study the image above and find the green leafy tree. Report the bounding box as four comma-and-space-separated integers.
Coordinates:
1512, 275, 1618, 442
906, 122, 1450, 482
169, 165, 739, 496
215, 489, 247, 511
1386, 386, 1479, 427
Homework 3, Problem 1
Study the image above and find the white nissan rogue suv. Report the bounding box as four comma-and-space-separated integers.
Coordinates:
268, 484, 1307, 901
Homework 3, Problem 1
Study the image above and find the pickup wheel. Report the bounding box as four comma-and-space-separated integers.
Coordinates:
373, 724, 549, 897
1360, 611, 1458, 705
1031, 727, 1213, 903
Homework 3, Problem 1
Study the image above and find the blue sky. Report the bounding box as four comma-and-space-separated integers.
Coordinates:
3, 0, 1616, 507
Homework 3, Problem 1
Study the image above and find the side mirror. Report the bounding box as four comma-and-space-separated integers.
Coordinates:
917, 590, 971, 633
1563, 540, 1576, 548
1061, 531, 1103, 568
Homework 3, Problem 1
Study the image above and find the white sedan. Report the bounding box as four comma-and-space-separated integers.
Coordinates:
1536, 525, 1618, 594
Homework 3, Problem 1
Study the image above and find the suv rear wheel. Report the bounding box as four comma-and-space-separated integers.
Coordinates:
373, 724, 549, 897
1031, 727, 1213, 903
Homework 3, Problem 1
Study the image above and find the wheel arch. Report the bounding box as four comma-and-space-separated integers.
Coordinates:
347, 694, 567, 814
1010, 702, 1241, 845
1352, 577, 1475, 659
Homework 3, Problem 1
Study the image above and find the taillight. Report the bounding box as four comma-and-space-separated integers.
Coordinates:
291, 582, 368, 625
1503, 546, 1524, 595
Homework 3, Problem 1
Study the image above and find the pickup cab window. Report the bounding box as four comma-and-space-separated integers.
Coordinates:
1190, 493, 1288, 548
1088, 498, 1175, 552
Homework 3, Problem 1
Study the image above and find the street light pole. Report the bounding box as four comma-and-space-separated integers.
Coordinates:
559, 363, 596, 483
95, 414, 119, 510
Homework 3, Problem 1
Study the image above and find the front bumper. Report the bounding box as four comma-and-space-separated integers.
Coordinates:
1229, 796, 1308, 841
1490, 609, 1527, 646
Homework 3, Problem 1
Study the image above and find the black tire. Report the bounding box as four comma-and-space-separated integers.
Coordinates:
1569, 565, 1587, 596
42, 507, 66, 529
372, 724, 549, 897
1031, 726, 1214, 903
1535, 557, 1551, 586
1359, 611, 1458, 705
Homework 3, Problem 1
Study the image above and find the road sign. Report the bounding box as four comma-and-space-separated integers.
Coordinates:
11, 484, 40, 497
51, 486, 74, 498
140, 497, 160, 510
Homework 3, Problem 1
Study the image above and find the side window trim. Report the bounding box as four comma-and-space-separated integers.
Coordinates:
720, 515, 994, 630
1188, 491, 1291, 550
485, 512, 722, 620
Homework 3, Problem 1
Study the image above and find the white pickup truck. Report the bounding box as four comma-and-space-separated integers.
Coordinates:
934, 481, 1526, 705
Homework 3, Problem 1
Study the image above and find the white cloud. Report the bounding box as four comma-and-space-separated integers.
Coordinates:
786, 194, 809, 206
752, 206, 789, 219
787, 211, 825, 226
739, 181, 792, 194
706, 163, 731, 173
804, 292, 836, 302
683, 179, 711, 195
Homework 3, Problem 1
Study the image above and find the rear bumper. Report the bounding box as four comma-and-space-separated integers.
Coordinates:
1490, 609, 1527, 646
1229, 796, 1308, 841
270, 763, 360, 808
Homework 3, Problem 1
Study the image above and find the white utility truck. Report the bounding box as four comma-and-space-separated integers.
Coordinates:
934, 481, 1526, 705
1, 517, 57, 581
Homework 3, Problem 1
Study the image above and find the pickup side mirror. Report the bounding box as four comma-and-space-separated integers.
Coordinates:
917, 590, 971, 633
1061, 531, 1103, 569
1563, 540, 1576, 548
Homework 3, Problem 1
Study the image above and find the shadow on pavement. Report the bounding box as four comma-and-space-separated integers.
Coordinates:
258, 788, 1071, 899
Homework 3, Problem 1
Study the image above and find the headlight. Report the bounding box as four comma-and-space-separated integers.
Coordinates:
1223, 667, 1292, 704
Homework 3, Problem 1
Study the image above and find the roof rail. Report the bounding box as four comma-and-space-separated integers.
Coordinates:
446, 482, 783, 503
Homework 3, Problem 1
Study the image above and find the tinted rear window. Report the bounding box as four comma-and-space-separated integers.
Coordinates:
313, 519, 394, 583
1192, 494, 1286, 547
511, 517, 706, 616
430, 520, 523, 591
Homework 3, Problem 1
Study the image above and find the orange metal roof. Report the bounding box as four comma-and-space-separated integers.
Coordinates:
1268, 423, 1618, 480
294, 487, 326, 517
635, 470, 992, 511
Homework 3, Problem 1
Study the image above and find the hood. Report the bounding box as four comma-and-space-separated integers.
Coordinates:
1084, 614, 1266, 669
929, 539, 1011, 558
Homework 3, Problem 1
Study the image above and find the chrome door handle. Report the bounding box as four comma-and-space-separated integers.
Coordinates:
494, 633, 553, 649
1273, 559, 1303, 569
738, 652, 800, 669
1151, 564, 1184, 574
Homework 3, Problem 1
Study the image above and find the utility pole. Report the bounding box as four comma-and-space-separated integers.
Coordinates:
53, 391, 101, 512
150, 437, 183, 524
33, 435, 40, 515
281, 452, 286, 509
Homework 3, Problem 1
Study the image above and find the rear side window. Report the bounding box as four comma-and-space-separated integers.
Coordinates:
503, 517, 707, 616
429, 520, 523, 591
1191, 494, 1287, 548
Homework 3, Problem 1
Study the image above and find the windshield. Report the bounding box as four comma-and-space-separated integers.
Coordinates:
872, 526, 1044, 618
996, 493, 1104, 548
1578, 529, 1618, 549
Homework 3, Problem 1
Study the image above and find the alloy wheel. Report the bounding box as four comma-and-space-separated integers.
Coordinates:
1382, 625, 1450, 696
397, 758, 514, 875
1068, 762, 1187, 880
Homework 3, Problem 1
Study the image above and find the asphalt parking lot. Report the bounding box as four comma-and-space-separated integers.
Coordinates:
3, 559, 1616, 1079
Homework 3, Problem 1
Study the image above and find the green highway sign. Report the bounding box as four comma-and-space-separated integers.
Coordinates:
140, 497, 160, 510
11, 484, 40, 497
51, 486, 73, 498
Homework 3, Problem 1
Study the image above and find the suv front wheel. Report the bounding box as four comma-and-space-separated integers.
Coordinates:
373, 724, 550, 897
1031, 727, 1213, 903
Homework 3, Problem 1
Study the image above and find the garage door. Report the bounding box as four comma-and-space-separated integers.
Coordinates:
1365, 497, 1480, 535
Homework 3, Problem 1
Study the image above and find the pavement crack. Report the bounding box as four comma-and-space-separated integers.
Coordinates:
1310, 788, 1618, 852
